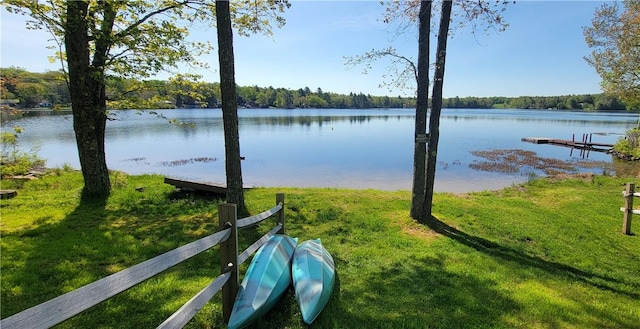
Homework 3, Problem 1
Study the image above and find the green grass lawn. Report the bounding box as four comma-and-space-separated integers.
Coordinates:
1, 171, 639, 328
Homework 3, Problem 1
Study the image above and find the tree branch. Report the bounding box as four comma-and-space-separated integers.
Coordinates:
113, 0, 192, 40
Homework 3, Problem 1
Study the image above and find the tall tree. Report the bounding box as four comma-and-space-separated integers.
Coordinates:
346, 0, 509, 220
216, 0, 245, 212
423, 0, 453, 219
4, 0, 289, 197
64, 0, 111, 195
411, 0, 432, 219
584, 0, 640, 110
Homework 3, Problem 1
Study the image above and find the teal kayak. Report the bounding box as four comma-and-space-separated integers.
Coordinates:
227, 234, 298, 329
292, 239, 335, 324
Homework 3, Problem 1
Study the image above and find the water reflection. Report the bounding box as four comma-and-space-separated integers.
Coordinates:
3, 108, 638, 192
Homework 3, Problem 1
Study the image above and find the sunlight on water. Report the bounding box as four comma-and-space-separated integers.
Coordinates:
4, 108, 637, 192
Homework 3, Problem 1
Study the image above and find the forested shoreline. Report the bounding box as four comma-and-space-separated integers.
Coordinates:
1, 67, 633, 111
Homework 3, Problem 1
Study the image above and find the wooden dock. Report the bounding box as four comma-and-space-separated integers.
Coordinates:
164, 177, 252, 195
164, 177, 228, 195
522, 135, 614, 153
0, 190, 17, 199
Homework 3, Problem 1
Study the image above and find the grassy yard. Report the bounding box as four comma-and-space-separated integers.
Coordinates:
1, 171, 639, 328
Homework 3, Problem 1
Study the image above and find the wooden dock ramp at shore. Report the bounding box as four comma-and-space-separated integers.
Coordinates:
164, 177, 252, 196
0, 190, 17, 199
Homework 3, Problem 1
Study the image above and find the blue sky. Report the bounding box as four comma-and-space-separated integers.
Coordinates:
1, 1, 606, 98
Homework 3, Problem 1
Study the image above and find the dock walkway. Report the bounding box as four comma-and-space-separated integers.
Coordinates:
164, 177, 227, 195
164, 177, 253, 196
521, 136, 613, 152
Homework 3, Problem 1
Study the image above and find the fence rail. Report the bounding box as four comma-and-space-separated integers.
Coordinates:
620, 183, 637, 235
1, 193, 286, 329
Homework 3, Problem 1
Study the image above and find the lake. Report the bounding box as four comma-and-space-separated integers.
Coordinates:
4, 108, 638, 192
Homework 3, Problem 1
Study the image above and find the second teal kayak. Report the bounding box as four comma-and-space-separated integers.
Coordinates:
292, 238, 335, 324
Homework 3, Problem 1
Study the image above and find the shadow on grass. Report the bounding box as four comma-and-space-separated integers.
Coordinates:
244, 197, 519, 328
2, 191, 232, 327
2, 194, 109, 320
167, 189, 225, 202
317, 255, 518, 328
424, 215, 639, 300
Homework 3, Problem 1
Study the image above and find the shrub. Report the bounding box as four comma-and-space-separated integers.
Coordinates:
613, 128, 640, 158
0, 126, 45, 177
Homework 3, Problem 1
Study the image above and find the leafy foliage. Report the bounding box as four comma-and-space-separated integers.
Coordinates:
3, 1, 290, 80
0, 126, 45, 177
584, 0, 640, 110
0, 67, 70, 108
382, 0, 510, 33
613, 127, 640, 157
2, 0, 291, 196
0, 1, 291, 112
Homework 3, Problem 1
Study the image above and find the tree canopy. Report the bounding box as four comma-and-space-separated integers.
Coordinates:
584, 0, 640, 110
3, 0, 290, 80
2, 0, 290, 196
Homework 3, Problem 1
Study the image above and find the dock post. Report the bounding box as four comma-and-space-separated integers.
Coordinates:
623, 183, 634, 235
276, 193, 285, 234
219, 203, 238, 323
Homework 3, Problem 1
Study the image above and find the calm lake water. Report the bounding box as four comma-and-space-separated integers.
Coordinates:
4, 108, 639, 192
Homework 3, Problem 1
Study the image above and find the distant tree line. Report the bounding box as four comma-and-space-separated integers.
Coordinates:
235, 85, 414, 109
1, 67, 634, 111
444, 94, 629, 111
0, 67, 70, 108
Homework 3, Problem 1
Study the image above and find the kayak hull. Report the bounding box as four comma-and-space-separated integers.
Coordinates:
292, 239, 335, 324
227, 234, 298, 329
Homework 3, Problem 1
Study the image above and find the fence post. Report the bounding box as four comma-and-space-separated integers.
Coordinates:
623, 183, 634, 235
276, 193, 285, 234
218, 203, 238, 323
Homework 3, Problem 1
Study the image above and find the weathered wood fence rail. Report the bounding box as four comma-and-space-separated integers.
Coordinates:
621, 183, 638, 235
1, 193, 286, 329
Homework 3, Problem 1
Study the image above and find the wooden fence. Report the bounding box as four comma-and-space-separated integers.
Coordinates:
621, 183, 638, 235
1, 193, 286, 329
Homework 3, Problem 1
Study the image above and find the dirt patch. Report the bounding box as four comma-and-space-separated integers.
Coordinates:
401, 222, 439, 240
547, 172, 596, 182
387, 211, 439, 240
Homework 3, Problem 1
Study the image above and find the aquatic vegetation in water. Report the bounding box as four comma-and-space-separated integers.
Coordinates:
121, 157, 147, 162
469, 149, 611, 176
157, 157, 218, 167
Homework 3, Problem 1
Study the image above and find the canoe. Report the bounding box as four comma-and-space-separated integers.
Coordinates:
227, 234, 298, 329
292, 239, 335, 324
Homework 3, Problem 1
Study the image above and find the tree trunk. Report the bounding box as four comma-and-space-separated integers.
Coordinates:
65, 0, 111, 197
216, 0, 246, 212
422, 0, 453, 219
410, 0, 432, 220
